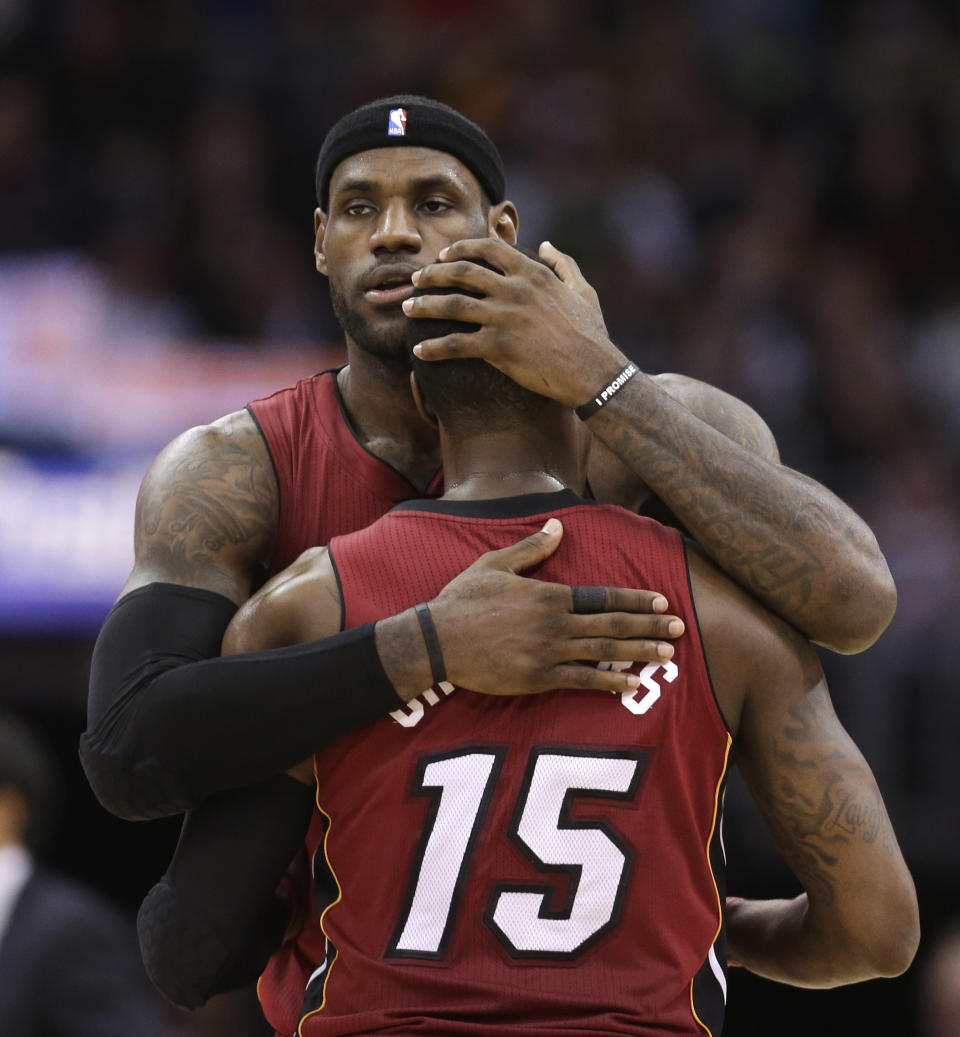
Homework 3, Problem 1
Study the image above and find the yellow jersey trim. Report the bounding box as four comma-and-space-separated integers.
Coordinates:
689, 732, 733, 1037
297, 759, 343, 1035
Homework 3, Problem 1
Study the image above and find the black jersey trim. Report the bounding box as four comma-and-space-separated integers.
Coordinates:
328, 365, 442, 495
244, 404, 282, 519
326, 543, 347, 633
391, 488, 597, 520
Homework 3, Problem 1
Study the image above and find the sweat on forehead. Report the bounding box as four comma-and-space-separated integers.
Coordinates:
315, 95, 505, 210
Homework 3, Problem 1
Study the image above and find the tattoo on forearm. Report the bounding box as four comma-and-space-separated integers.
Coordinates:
750, 695, 896, 906
596, 381, 866, 626
823, 786, 890, 845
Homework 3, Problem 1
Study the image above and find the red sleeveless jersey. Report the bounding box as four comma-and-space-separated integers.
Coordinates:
247, 368, 443, 576
262, 490, 732, 1037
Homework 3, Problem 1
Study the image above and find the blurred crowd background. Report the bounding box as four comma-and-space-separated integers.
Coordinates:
1, 1, 958, 1034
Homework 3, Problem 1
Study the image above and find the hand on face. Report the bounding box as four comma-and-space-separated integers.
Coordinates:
318, 148, 497, 362
403, 239, 632, 409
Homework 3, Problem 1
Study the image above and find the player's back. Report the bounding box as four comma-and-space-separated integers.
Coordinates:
259, 489, 731, 1037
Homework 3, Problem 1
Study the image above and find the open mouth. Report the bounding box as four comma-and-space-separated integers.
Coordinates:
364, 271, 416, 306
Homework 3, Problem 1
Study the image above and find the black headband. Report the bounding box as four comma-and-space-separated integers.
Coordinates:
315, 94, 506, 209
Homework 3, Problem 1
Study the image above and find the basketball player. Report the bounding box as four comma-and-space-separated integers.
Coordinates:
137, 283, 918, 1035
81, 95, 895, 832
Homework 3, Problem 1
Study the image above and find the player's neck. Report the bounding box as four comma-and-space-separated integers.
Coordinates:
439, 420, 586, 501
338, 356, 440, 488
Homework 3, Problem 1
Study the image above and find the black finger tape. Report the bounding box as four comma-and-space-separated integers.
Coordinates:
571, 586, 607, 615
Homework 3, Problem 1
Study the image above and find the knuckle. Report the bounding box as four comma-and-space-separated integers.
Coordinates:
564, 667, 589, 689
506, 277, 527, 302
532, 266, 554, 289
606, 615, 630, 638
441, 295, 465, 317
600, 639, 624, 658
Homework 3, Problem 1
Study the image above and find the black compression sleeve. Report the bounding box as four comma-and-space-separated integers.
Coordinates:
81, 582, 404, 819
138, 774, 314, 1008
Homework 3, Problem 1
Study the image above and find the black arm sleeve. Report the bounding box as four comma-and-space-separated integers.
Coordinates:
138, 773, 314, 1009
80, 582, 404, 819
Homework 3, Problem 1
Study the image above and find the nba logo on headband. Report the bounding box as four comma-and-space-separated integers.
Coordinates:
387, 108, 407, 136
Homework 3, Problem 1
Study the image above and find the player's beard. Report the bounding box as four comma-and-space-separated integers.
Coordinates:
329, 276, 409, 366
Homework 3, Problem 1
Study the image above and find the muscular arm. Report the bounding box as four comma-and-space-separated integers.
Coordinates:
689, 549, 919, 986
137, 561, 344, 1008
121, 409, 278, 603
587, 371, 895, 654
138, 551, 415, 1007
81, 411, 403, 819
409, 239, 896, 653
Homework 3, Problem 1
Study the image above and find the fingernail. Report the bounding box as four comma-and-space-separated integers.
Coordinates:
402, 298, 414, 313
413, 344, 423, 357
668, 619, 685, 636
657, 643, 674, 659
541, 240, 552, 249
652, 595, 668, 613
625, 675, 641, 688
438, 247, 449, 259
542, 518, 561, 534
411, 269, 421, 283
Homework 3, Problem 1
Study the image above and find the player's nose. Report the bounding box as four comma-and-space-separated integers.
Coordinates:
371, 199, 421, 253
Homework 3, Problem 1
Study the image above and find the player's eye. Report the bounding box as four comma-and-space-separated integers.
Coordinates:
421, 199, 451, 214
344, 203, 374, 217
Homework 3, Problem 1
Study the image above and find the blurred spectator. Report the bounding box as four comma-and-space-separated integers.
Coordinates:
0, 710, 172, 1037
919, 922, 960, 1037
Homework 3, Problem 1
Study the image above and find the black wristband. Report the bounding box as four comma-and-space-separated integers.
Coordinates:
415, 602, 447, 686
575, 362, 639, 421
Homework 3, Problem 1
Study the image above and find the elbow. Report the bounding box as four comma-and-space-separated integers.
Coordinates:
79, 729, 193, 821
854, 925, 920, 981
864, 890, 921, 979
138, 881, 223, 1010
874, 932, 920, 980
840, 885, 921, 982
820, 564, 897, 656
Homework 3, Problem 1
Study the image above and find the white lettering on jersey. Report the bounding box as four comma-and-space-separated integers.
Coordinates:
390, 681, 456, 728
390, 660, 679, 729
619, 660, 678, 715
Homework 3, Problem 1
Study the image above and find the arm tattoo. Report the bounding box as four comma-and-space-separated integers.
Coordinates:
749, 694, 896, 906
137, 414, 278, 583
595, 377, 865, 627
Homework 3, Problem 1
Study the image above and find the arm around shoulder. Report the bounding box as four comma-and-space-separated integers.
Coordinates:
591, 373, 897, 653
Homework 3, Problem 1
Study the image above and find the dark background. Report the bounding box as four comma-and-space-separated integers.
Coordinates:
2, 2, 959, 1034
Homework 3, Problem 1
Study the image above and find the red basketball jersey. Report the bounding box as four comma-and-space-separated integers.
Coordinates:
249, 367, 442, 1033
263, 490, 732, 1037
247, 368, 443, 576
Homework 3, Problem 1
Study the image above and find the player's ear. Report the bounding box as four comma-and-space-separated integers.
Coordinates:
410, 371, 438, 429
314, 208, 328, 276
489, 201, 519, 245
